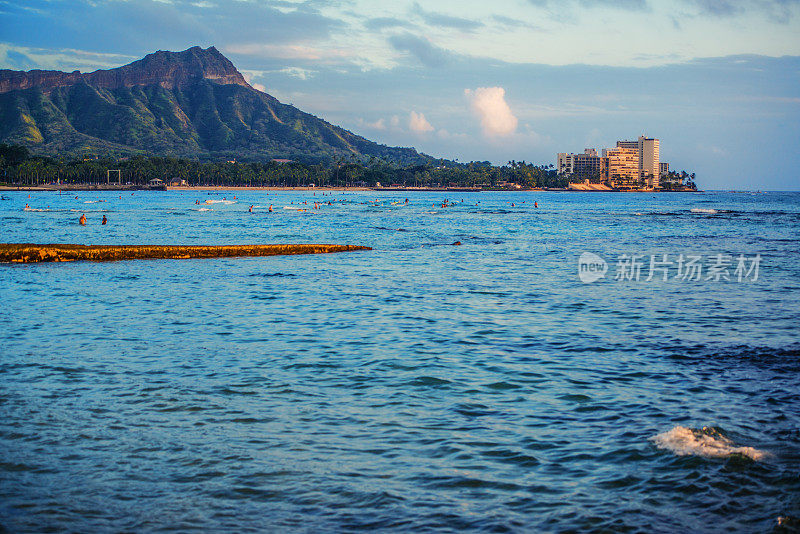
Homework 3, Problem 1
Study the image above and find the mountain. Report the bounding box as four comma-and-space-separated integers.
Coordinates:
0, 46, 431, 164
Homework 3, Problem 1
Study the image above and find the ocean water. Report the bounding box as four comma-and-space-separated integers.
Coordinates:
1, 190, 799, 533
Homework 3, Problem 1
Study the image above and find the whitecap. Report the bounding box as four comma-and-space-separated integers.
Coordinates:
690, 208, 718, 214
651, 426, 768, 461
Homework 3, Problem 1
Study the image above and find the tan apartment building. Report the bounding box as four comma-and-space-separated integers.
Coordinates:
603, 146, 639, 189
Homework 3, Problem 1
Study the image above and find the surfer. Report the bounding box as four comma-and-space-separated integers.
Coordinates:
79, 214, 86, 226
102, 215, 107, 225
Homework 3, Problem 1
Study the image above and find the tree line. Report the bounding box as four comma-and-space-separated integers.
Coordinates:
0, 145, 568, 189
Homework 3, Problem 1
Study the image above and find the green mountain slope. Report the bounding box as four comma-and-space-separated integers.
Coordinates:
0, 46, 431, 164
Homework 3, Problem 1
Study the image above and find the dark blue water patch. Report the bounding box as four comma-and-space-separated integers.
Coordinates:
659, 342, 800, 373
248, 272, 298, 278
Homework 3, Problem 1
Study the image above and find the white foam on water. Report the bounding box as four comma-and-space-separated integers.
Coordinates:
195, 208, 213, 212
690, 208, 718, 214
204, 199, 236, 205
651, 426, 768, 461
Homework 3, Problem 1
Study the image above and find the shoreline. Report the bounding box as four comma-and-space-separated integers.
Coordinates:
0, 184, 702, 193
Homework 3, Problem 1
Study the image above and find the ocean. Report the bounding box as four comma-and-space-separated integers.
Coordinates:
1, 189, 798, 532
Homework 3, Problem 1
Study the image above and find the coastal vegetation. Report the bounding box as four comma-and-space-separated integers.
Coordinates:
0, 145, 569, 189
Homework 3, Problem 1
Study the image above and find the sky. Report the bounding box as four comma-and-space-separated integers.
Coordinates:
1, 0, 799, 190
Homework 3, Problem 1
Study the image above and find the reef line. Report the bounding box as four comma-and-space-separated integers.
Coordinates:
0, 243, 372, 263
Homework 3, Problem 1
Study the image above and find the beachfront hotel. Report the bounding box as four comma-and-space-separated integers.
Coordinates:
558, 135, 664, 190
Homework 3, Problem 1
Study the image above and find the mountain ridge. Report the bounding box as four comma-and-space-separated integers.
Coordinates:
0, 46, 431, 165
0, 46, 250, 94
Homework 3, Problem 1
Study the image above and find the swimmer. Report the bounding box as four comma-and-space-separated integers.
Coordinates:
268, 204, 273, 212
24, 203, 29, 210
102, 214, 107, 225
534, 201, 538, 208
79, 214, 86, 226
249, 205, 253, 213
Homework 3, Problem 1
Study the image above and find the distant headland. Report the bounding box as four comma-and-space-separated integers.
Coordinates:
0, 46, 698, 192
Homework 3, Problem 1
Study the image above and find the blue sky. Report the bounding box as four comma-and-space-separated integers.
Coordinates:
1, 0, 798, 189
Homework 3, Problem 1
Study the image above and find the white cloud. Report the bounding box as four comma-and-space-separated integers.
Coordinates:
225, 44, 351, 62
465, 86, 518, 137
409, 110, 434, 133
0, 44, 135, 72
279, 66, 315, 80
698, 143, 728, 156
358, 118, 387, 130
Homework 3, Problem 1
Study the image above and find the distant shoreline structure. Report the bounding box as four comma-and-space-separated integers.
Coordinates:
0, 184, 702, 193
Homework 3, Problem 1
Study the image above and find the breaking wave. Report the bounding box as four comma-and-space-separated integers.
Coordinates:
690, 208, 718, 214
651, 426, 768, 461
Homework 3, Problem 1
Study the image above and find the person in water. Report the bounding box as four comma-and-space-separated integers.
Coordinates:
249, 205, 253, 213
268, 205, 273, 212
534, 201, 538, 208
102, 215, 107, 225
79, 214, 86, 226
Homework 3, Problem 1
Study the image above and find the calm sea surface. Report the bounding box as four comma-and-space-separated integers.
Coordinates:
1, 190, 799, 533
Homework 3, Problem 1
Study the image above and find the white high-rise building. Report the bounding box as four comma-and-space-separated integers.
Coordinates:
639, 136, 660, 189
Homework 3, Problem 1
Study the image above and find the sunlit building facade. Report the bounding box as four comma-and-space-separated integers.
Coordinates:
603, 146, 640, 189
640, 136, 660, 189
558, 134, 662, 189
